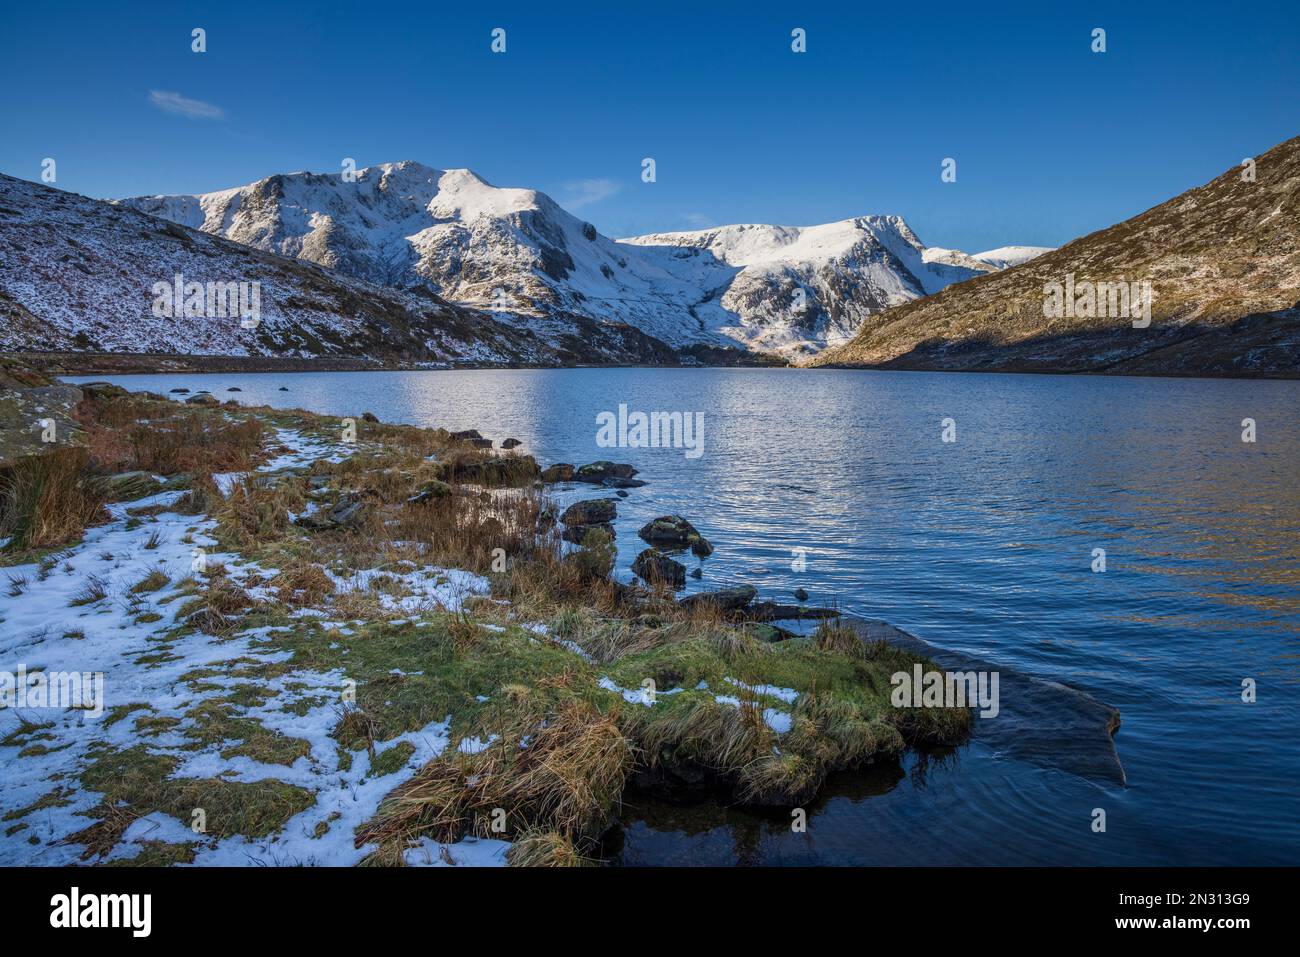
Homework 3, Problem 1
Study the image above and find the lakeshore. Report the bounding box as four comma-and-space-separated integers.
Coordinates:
0, 373, 972, 865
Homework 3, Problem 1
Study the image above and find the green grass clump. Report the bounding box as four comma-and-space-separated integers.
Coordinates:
67, 746, 313, 859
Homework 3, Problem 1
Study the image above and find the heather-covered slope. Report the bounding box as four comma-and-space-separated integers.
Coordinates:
813, 136, 1300, 376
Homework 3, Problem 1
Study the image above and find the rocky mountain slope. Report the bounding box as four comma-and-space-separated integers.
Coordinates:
0, 174, 676, 366
813, 136, 1300, 375
121, 162, 1043, 358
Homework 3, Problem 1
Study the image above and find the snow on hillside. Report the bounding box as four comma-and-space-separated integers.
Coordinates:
0, 174, 671, 365
122, 163, 1040, 358
970, 246, 1055, 269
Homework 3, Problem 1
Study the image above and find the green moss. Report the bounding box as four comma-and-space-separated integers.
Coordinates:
181, 699, 311, 767
105, 841, 197, 867
369, 741, 416, 777
79, 746, 313, 843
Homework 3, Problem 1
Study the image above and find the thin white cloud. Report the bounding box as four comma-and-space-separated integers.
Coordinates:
681, 212, 713, 228
148, 90, 225, 120
560, 178, 620, 210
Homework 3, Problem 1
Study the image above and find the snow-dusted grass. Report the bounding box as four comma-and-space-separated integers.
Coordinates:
2, 391, 969, 865
0, 418, 504, 866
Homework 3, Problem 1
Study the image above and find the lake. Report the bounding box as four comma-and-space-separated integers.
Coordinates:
69, 367, 1300, 865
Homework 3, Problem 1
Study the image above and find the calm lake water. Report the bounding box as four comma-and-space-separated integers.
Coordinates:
70, 368, 1300, 865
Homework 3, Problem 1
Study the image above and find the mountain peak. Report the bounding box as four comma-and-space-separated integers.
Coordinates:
117, 163, 1048, 357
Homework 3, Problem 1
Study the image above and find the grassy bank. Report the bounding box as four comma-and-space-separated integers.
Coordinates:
0, 383, 968, 866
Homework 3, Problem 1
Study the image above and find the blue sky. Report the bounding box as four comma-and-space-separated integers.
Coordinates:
1, 0, 1295, 251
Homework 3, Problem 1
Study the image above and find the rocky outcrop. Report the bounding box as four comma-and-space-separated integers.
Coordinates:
637, 515, 713, 557
560, 499, 617, 527
632, 549, 686, 589
0, 360, 86, 467
540, 463, 575, 483
295, 494, 365, 530
574, 461, 638, 484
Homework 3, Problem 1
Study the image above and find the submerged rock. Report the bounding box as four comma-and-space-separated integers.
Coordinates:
632, 548, 686, 590
170, 387, 190, 394
794, 587, 809, 602
227, 387, 242, 392
742, 601, 839, 622
677, 585, 757, 613
601, 476, 647, 489
637, 515, 712, 557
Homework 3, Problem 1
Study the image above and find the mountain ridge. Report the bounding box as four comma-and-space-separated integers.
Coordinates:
811, 136, 1300, 376
120, 162, 1047, 357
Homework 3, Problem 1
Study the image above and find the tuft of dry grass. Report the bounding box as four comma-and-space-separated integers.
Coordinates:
504, 830, 590, 867
270, 561, 335, 609
0, 448, 108, 551
357, 699, 632, 856
812, 618, 867, 659
179, 574, 253, 637
175, 472, 222, 516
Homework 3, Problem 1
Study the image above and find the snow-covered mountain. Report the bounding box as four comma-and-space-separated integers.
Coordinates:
121, 162, 1045, 357
0, 174, 671, 366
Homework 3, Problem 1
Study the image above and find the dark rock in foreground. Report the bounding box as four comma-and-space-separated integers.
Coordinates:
632, 548, 686, 590
451, 429, 493, 447
638, 515, 712, 557
186, 392, 220, 406
575, 461, 638, 484
79, 381, 129, 400
540, 463, 575, 483
501, 437, 522, 449
296, 494, 365, 530
560, 498, 618, 527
